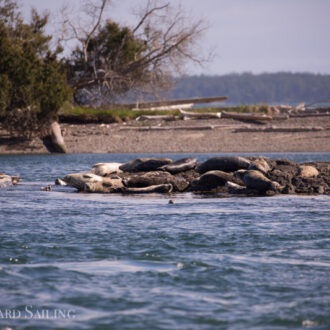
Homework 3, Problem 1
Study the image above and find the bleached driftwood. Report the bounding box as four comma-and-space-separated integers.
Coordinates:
221, 111, 273, 121
120, 124, 250, 132
136, 115, 178, 121
234, 126, 325, 133
179, 109, 221, 120
120, 125, 215, 131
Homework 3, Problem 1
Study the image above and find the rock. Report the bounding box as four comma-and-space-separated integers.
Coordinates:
119, 158, 173, 172
248, 158, 271, 174
282, 184, 295, 194
243, 170, 281, 192
122, 171, 189, 192
190, 170, 238, 192
62, 172, 104, 191
299, 165, 319, 178
196, 156, 251, 174
160, 158, 198, 174
122, 184, 173, 194
90, 163, 122, 176
267, 160, 299, 186
84, 178, 124, 193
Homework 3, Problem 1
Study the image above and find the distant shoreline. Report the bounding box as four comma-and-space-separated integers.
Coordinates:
0, 115, 329, 155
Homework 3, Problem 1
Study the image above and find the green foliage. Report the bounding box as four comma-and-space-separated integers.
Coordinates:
0, 0, 71, 138
68, 20, 148, 103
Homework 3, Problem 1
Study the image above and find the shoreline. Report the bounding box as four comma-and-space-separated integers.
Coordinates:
0, 116, 329, 154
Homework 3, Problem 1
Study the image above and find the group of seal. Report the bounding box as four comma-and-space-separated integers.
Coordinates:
54, 156, 330, 196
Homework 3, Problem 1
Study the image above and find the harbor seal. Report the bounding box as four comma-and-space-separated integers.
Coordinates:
122, 171, 189, 192
122, 184, 173, 194
61, 172, 104, 191
190, 170, 238, 192
84, 178, 124, 193
160, 158, 198, 174
90, 163, 122, 176
119, 158, 173, 172
196, 156, 251, 174
248, 158, 271, 174
243, 170, 281, 192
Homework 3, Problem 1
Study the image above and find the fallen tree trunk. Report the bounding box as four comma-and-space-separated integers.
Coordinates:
234, 126, 325, 133
222, 111, 273, 121
49, 122, 67, 153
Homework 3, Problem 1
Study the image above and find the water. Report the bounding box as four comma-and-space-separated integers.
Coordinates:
0, 153, 330, 329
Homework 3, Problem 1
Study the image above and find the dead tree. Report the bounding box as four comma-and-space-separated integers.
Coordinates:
59, 0, 208, 105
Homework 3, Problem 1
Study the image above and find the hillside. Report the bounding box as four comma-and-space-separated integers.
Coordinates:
170, 73, 330, 106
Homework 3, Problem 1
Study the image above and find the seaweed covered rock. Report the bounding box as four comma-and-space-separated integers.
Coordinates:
56, 157, 330, 196
196, 156, 251, 174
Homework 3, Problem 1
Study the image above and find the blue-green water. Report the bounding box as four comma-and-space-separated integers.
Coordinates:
0, 153, 330, 329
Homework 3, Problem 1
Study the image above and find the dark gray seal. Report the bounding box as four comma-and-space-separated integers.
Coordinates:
196, 156, 251, 174
160, 158, 198, 174
122, 171, 189, 192
190, 170, 238, 192
243, 170, 281, 192
119, 158, 173, 172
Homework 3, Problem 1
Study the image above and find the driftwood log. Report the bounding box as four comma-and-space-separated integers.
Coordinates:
136, 115, 178, 121
179, 109, 221, 120
222, 111, 273, 121
120, 124, 249, 132
234, 126, 325, 133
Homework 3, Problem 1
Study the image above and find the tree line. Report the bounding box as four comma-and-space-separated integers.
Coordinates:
171, 73, 330, 105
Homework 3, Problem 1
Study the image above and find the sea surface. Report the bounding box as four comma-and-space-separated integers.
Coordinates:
0, 153, 330, 330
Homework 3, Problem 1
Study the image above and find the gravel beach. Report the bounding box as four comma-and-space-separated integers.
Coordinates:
0, 116, 329, 154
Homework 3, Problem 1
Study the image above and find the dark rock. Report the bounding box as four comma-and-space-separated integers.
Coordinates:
282, 184, 295, 194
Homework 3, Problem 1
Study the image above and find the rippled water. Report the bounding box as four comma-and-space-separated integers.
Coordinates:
0, 153, 330, 329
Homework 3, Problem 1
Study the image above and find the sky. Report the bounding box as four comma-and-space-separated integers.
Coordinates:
21, 0, 330, 76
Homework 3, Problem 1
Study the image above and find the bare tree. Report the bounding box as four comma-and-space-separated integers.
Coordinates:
60, 0, 208, 105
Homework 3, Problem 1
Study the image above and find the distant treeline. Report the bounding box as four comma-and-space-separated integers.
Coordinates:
170, 73, 330, 105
